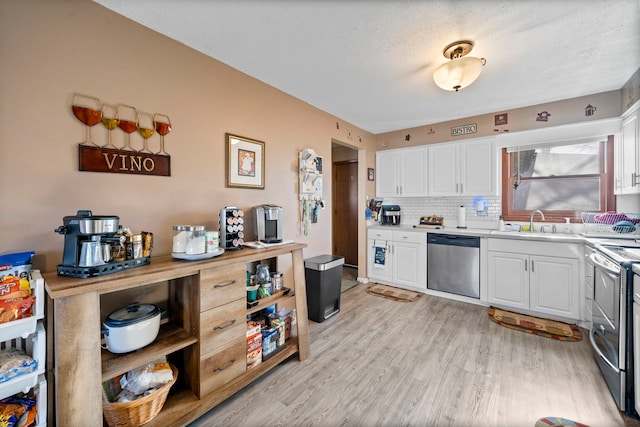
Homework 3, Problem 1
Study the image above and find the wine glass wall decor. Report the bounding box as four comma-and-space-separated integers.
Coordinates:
72, 93, 173, 177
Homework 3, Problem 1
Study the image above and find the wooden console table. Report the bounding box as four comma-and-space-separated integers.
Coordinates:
44, 242, 309, 426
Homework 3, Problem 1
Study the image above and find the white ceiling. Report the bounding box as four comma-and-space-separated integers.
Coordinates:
94, 0, 640, 134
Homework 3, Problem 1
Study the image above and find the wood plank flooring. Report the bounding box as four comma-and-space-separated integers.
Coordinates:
189, 284, 640, 427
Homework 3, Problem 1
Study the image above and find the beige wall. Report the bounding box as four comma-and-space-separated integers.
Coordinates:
0, 0, 376, 275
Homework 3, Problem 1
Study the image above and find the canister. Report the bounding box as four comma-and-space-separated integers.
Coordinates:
185, 226, 206, 255
205, 231, 219, 253
271, 272, 283, 291
172, 225, 190, 253
127, 234, 143, 259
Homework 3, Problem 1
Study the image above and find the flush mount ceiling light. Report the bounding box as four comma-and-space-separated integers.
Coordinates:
433, 40, 486, 92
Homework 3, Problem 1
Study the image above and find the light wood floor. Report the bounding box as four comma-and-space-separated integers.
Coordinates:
189, 284, 640, 427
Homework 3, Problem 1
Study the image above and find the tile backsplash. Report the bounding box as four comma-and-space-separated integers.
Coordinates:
380, 197, 502, 228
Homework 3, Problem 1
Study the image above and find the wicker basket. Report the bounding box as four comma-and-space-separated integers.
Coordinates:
102, 364, 178, 427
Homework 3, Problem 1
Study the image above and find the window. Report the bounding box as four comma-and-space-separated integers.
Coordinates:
502, 136, 615, 222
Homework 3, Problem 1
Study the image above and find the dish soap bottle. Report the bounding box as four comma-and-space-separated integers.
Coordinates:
498, 216, 505, 231
564, 217, 571, 234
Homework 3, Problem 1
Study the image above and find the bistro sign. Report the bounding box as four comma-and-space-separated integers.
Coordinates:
451, 123, 477, 137
79, 145, 171, 176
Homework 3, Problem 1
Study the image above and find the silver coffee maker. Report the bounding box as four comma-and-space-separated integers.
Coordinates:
255, 204, 283, 243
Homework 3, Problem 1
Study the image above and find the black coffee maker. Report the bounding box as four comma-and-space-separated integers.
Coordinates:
380, 205, 401, 225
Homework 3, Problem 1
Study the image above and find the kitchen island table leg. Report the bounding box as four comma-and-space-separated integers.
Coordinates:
54, 291, 103, 426
292, 247, 310, 360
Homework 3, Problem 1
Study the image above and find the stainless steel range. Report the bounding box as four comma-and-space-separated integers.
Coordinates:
588, 239, 640, 418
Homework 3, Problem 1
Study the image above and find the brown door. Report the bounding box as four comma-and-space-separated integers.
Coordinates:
332, 160, 358, 266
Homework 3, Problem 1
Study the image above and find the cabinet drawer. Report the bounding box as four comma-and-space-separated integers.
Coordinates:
392, 231, 425, 244
200, 299, 246, 355
200, 264, 246, 311
200, 336, 246, 396
368, 229, 393, 240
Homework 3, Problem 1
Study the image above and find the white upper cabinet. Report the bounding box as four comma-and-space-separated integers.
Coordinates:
375, 146, 428, 197
616, 104, 640, 194
428, 137, 497, 197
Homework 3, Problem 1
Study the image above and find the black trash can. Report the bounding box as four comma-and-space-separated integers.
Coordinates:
304, 255, 345, 322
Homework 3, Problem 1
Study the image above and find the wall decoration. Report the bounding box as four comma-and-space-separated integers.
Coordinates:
494, 113, 508, 126
451, 123, 477, 136
536, 111, 551, 122
405, 134, 411, 141
368, 168, 375, 181
225, 133, 265, 189
299, 148, 325, 235
584, 104, 597, 117
427, 127, 436, 135
72, 93, 172, 177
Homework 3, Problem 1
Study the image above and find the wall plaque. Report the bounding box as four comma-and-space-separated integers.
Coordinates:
451, 123, 477, 136
79, 145, 171, 176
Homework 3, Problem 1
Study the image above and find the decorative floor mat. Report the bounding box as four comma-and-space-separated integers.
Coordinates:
488, 306, 582, 341
366, 283, 421, 302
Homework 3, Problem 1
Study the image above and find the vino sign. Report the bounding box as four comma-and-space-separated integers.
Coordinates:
79, 145, 171, 176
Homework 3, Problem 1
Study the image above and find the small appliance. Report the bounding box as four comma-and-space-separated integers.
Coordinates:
255, 204, 283, 243
380, 205, 401, 225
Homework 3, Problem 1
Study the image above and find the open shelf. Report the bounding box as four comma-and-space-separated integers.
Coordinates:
145, 338, 299, 427
101, 323, 198, 381
247, 289, 294, 315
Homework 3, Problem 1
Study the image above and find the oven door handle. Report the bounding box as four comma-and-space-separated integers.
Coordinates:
588, 253, 621, 276
589, 327, 620, 373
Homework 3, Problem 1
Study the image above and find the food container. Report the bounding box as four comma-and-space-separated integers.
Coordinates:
247, 285, 259, 302
102, 303, 161, 353
185, 226, 206, 255
271, 272, 283, 291
205, 231, 219, 253
172, 225, 190, 253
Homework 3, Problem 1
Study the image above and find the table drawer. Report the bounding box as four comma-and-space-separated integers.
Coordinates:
200, 336, 246, 396
200, 264, 246, 311
200, 299, 246, 355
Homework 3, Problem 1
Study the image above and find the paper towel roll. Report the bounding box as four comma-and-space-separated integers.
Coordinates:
457, 205, 467, 229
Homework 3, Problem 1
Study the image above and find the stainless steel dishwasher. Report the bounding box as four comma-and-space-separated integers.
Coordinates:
427, 234, 480, 298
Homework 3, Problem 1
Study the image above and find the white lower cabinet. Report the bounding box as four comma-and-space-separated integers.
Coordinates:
368, 229, 426, 292
487, 239, 581, 320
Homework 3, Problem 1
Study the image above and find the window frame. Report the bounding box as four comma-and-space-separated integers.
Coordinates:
501, 135, 615, 223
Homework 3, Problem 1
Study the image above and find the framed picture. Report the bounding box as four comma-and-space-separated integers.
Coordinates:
368, 168, 375, 181
225, 133, 265, 189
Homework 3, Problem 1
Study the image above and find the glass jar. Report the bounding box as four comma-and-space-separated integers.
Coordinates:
255, 264, 271, 285
271, 272, 283, 291
172, 225, 190, 253
185, 226, 206, 255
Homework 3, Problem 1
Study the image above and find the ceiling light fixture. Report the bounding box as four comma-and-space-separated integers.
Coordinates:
433, 40, 486, 92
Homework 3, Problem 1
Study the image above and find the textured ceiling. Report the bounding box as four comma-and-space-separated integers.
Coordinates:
94, 0, 640, 134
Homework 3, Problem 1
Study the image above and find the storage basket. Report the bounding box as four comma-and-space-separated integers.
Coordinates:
102, 364, 178, 427
581, 211, 640, 236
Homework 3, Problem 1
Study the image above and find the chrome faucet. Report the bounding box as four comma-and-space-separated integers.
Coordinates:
529, 210, 545, 232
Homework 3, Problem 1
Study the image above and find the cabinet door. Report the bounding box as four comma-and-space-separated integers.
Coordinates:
392, 241, 426, 290
399, 147, 428, 197
461, 138, 497, 196
487, 251, 529, 310
619, 111, 639, 194
376, 151, 399, 197
428, 143, 459, 196
368, 239, 391, 282
529, 255, 580, 320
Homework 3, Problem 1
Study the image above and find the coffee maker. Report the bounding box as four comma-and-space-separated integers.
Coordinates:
54, 210, 121, 277
255, 204, 283, 243
380, 205, 401, 225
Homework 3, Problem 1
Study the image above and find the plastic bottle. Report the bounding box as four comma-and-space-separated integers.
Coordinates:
498, 216, 505, 231
564, 218, 572, 234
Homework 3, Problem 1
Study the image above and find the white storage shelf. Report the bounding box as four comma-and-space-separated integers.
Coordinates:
0, 270, 47, 426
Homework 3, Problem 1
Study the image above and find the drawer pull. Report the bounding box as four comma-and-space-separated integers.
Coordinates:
213, 319, 236, 330
213, 358, 236, 372
213, 279, 236, 289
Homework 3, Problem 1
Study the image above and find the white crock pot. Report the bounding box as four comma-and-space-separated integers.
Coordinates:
102, 302, 161, 353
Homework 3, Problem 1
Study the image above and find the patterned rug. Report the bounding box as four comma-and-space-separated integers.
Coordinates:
488, 306, 582, 342
534, 416, 590, 426
366, 284, 421, 302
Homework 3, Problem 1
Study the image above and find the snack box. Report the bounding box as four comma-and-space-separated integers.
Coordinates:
246, 331, 262, 368
246, 321, 261, 338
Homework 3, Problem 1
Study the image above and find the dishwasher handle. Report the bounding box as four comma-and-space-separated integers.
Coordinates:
427, 234, 480, 248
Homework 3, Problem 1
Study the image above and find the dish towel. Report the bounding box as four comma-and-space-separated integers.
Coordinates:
373, 240, 387, 267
